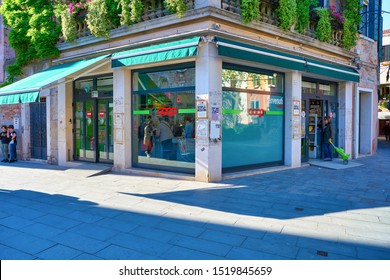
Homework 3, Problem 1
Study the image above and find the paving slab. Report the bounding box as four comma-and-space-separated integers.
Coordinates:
0, 140, 389, 260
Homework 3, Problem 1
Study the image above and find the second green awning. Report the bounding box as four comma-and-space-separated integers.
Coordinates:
112, 37, 200, 68
215, 37, 360, 82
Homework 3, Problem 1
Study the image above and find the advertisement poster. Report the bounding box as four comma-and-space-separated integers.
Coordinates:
210, 121, 221, 139
196, 100, 207, 119
196, 119, 208, 138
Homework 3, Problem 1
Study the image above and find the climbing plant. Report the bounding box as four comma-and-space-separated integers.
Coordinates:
0, 0, 61, 82
342, 0, 362, 49
314, 7, 332, 43
295, 0, 318, 34
118, 0, 144, 25
276, 0, 297, 31
240, 0, 260, 24
86, 0, 111, 38
164, 0, 189, 18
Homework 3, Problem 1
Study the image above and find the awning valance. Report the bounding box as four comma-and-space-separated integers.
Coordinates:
0, 55, 110, 105
215, 37, 360, 82
111, 37, 200, 68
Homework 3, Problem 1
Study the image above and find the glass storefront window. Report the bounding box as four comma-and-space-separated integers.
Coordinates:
132, 66, 195, 173
302, 81, 316, 94
222, 69, 283, 93
222, 68, 284, 171
319, 83, 337, 96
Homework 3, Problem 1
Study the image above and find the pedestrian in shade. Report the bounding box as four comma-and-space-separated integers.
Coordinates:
0, 125, 10, 162
8, 125, 17, 163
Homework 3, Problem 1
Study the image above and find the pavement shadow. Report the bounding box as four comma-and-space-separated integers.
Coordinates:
119, 139, 390, 220
0, 188, 389, 260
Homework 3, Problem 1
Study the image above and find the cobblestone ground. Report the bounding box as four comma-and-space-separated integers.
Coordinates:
0, 140, 389, 260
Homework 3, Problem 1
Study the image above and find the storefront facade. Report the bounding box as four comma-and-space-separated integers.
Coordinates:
0, 1, 379, 182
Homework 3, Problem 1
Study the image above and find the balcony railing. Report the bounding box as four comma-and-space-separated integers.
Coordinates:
60, 0, 195, 42
60, 0, 343, 48
221, 0, 343, 47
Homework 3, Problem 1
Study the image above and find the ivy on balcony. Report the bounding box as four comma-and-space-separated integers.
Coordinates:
234, 0, 362, 49
0, 0, 193, 82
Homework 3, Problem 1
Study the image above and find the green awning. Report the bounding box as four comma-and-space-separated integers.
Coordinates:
215, 37, 360, 82
215, 37, 306, 72
0, 55, 109, 105
305, 58, 360, 82
112, 37, 200, 68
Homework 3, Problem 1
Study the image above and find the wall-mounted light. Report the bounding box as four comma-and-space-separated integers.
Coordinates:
352, 56, 361, 63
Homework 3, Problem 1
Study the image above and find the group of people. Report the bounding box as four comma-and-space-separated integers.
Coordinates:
382, 121, 390, 141
0, 125, 17, 163
142, 116, 194, 159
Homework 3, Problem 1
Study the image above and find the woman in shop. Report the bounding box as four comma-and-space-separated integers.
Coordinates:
156, 117, 174, 160
143, 120, 155, 158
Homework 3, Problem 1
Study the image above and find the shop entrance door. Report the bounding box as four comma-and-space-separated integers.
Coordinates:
74, 98, 113, 163
304, 98, 323, 159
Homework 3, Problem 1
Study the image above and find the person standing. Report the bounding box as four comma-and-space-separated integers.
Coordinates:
322, 116, 333, 161
0, 125, 9, 162
143, 120, 155, 158
156, 117, 174, 159
8, 125, 17, 163
382, 121, 390, 141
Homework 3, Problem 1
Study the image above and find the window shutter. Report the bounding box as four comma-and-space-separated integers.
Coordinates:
369, 0, 379, 40
378, 10, 383, 60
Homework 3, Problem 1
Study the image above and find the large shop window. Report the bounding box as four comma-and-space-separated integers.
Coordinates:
222, 67, 284, 171
132, 65, 195, 173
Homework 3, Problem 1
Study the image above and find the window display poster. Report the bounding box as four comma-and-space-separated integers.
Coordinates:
196, 100, 207, 119
210, 121, 221, 139
211, 106, 220, 121
293, 100, 300, 116
92, 90, 98, 98
196, 119, 208, 138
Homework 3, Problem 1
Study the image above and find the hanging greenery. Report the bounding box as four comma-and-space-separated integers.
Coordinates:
342, 0, 362, 49
0, 0, 61, 83
164, 0, 189, 18
276, 0, 297, 31
295, 0, 318, 34
86, 0, 111, 39
118, 0, 144, 25
54, 3, 78, 42
240, 0, 260, 24
314, 7, 332, 43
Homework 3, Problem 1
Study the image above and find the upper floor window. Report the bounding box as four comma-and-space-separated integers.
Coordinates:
359, 2, 369, 37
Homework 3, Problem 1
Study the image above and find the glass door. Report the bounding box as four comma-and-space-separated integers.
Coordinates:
97, 99, 114, 162
74, 99, 96, 161
74, 75, 113, 163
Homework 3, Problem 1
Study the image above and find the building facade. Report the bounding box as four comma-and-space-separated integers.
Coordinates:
0, 0, 382, 182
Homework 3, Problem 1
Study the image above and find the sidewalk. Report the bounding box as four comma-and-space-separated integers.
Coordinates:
0, 141, 389, 260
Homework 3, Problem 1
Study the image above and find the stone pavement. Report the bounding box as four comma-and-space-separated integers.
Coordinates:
0, 140, 389, 260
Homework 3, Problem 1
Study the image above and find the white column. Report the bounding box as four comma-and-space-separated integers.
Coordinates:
113, 68, 132, 170
284, 71, 302, 167
195, 39, 222, 182
338, 81, 353, 156
57, 78, 73, 166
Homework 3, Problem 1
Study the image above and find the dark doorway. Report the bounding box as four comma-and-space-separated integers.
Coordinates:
30, 101, 47, 160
